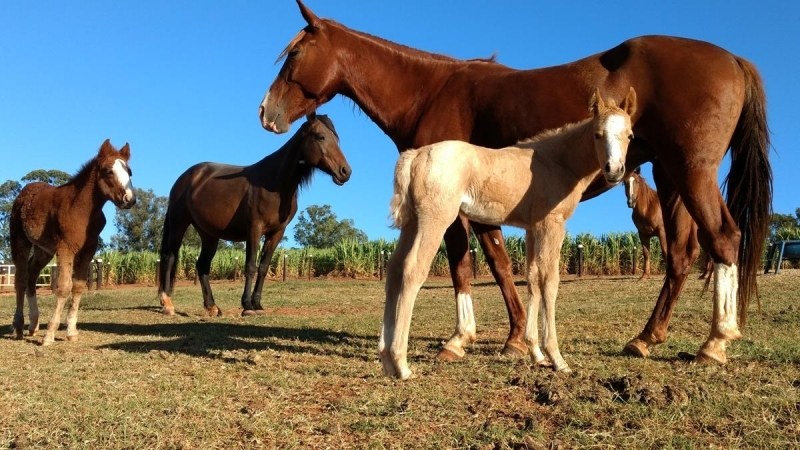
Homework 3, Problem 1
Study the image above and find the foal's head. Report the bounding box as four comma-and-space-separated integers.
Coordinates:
259, 1, 340, 133
624, 166, 643, 208
95, 139, 136, 209
590, 87, 637, 184
295, 113, 351, 186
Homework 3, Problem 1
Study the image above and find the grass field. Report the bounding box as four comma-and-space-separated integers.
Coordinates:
1, 271, 799, 449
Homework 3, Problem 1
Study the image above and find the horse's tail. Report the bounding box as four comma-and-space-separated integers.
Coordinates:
725, 56, 773, 326
389, 149, 418, 228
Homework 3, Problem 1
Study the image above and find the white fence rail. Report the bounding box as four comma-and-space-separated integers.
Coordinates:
0, 264, 57, 292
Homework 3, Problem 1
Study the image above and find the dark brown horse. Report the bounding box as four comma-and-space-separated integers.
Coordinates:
258, 1, 772, 365
10, 139, 136, 345
624, 167, 667, 281
157, 114, 351, 317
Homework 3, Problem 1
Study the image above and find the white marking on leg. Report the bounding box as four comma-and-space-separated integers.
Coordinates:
444, 292, 476, 356
713, 263, 740, 338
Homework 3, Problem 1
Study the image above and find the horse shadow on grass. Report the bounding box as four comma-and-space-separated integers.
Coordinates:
80, 320, 440, 363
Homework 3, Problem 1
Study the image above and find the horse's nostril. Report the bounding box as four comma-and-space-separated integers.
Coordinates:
605, 163, 612, 173
258, 105, 265, 118
341, 166, 349, 177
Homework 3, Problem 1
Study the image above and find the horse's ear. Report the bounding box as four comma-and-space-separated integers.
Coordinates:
99, 138, 113, 156
589, 88, 604, 115
120, 143, 131, 159
306, 111, 317, 121
297, 0, 323, 30
620, 87, 637, 117
634, 166, 641, 175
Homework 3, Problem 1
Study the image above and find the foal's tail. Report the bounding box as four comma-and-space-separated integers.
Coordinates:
726, 56, 773, 326
389, 149, 418, 228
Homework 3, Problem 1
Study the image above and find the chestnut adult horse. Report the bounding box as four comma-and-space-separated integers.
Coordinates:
259, 1, 772, 365
10, 139, 136, 345
624, 167, 667, 281
157, 114, 351, 317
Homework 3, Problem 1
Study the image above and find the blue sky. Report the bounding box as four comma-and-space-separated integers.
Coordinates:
1, 1, 798, 248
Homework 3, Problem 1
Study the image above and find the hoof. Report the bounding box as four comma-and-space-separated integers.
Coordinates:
501, 342, 527, 358
622, 340, 650, 358
694, 350, 726, 365
14, 332, 23, 340
637, 275, 649, 281
41, 339, 54, 347
206, 306, 221, 317
435, 347, 463, 362
241, 309, 259, 317
161, 307, 175, 316
66, 335, 78, 342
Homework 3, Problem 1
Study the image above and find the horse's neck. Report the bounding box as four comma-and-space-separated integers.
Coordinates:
250, 136, 312, 192
636, 181, 660, 217
530, 120, 599, 190
64, 164, 108, 215
330, 24, 456, 149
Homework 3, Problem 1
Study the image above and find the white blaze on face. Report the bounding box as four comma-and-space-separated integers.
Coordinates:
625, 176, 635, 206
112, 159, 134, 202
603, 114, 629, 167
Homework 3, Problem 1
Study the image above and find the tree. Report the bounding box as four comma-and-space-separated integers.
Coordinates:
0, 170, 71, 260
293, 204, 368, 248
110, 188, 168, 252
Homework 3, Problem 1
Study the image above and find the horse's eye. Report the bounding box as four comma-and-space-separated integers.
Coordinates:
289, 48, 300, 58
628, 134, 634, 141
594, 132, 602, 139
315, 135, 325, 142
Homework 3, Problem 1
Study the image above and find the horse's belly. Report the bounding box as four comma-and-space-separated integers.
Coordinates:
460, 194, 510, 226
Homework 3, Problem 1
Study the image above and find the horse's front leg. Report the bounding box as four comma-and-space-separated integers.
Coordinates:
437, 216, 477, 361
537, 224, 570, 373
472, 222, 527, 357
523, 230, 547, 367
64, 245, 96, 341
250, 230, 285, 314
43, 254, 74, 346
638, 231, 652, 281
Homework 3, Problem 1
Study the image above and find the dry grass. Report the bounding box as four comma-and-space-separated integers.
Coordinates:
1, 271, 799, 449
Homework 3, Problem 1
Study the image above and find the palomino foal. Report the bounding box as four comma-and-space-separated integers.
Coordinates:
10, 139, 136, 345
380, 88, 636, 379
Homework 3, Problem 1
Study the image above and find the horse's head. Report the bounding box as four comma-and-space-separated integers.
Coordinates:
297, 113, 351, 186
590, 87, 636, 184
624, 166, 643, 208
96, 139, 136, 209
259, 1, 340, 134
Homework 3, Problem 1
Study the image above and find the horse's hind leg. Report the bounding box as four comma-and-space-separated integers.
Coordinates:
380, 218, 450, 380
624, 164, 701, 358
26, 247, 54, 336
43, 254, 74, 346
11, 248, 32, 339
197, 232, 221, 317
472, 222, 527, 357
250, 230, 286, 313
159, 208, 191, 316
